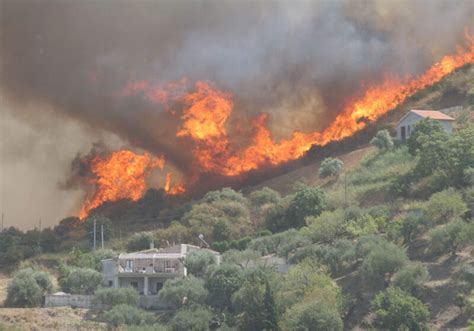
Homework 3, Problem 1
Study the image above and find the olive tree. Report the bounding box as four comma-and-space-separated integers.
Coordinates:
371, 129, 394, 151
5, 268, 52, 307
371, 287, 429, 331
59, 267, 103, 294
319, 157, 344, 178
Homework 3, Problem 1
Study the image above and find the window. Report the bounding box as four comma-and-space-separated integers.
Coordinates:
164, 260, 174, 273
125, 260, 134, 271
108, 280, 113, 287
130, 281, 138, 290
156, 282, 163, 293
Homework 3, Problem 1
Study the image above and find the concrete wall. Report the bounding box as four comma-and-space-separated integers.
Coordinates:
45, 294, 106, 309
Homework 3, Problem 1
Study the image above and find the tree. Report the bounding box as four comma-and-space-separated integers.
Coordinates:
104, 304, 155, 327
169, 306, 213, 331
205, 264, 244, 310
5, 268, 52, 307
371, 129, 394, 151
427, 219, 474, 256
371, 287, 429, 331
282, 299, 343, 331
59, 267, 103, 294
360, 240, 408, 284
407, 118, 446, 155
232, 269, 278, 331
184, 251, 217, 277
302, 209, 345, 244
319, 157, 344, 178
127, 232, 155, 251
424, 188, 467, 224
158, 276, 208, 308
392, 263, 429, 297
94, 287, 139, 307
249, 187, 281, 207
285, 183, 326, 229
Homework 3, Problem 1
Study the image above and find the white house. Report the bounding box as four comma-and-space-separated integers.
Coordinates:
395, 109, 454, 140
101, 244, 221, 296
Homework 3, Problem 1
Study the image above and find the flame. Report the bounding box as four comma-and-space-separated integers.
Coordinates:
79, 32, 474, 218
79, 150, 165, 219
173, 32, 474, 176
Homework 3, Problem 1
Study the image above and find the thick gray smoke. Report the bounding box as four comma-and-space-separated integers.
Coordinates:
0, 0, 473, 228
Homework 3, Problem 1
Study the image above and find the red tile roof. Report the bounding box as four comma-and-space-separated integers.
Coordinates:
411, 110, 454, 121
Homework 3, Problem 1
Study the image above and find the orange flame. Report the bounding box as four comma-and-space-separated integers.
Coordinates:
80, 32, 473, 218
79, 150, 165, 219
174, 32, 474, 176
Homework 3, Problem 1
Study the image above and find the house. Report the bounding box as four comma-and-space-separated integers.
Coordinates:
101, 244, 221, 296
395, 109, 454, 140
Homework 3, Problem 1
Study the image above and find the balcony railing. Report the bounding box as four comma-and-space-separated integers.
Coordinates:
118, 265, 178, 274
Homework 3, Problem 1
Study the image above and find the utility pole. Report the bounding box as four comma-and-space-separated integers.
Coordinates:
1, 213, 3, 233
93, 218, 97, 251
101, 224, 104, 250
37, 218, 42, 254
344, 173, 347, 207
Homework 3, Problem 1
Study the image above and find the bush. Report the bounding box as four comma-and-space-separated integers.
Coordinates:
5, 268, 53, 307
392, 263, 429, 297
59, 267, 103, 294
282, 299, 343, 331
127, 232, 155, 252
169, 306, 213, 331
104, 304, 155, 327
205, 264, 244, 310
424, 188, 467, 224
360, 240, 408, 283
158, 276, 208, 308
371, 129, 394, 151
284, 183, 326, 230
302, 209, 345, 244
94, 287, 139, 307
184, 251, 217, 277
319, 157, 344, 178
427, 219, 474, 256
371, 287, 429, 331
249, 187, 281, 207
407, 118, 446, 155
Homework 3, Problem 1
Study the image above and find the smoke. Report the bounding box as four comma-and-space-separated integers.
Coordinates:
0, 0, 473, 227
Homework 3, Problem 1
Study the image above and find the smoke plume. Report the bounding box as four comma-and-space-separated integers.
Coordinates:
0, 0, 473, 227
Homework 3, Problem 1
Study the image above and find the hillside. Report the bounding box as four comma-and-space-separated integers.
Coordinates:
0, 63, 473, 330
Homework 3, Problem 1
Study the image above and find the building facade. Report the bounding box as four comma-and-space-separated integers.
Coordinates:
395, 109, 454, 140
102, 244, 220, 296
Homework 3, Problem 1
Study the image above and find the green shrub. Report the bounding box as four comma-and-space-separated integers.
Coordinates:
5, 268, 53, 307
104, 304, 155, 327
392, 263, 429, 297
371, 129, 394, 151
127, 232, 155, 252
249, 187, 281, 207
302, 209, 345, 244
360, 240, 408, 283
319, 157, 344, 178
158, 276, 208, 308
205, 264, 244, 310
169, 306, 213, 331
184, 250, 217, 277
282, 299, 343, 331
427, 219, 474, 256
371, 287, 429, 331
424, 188, 467, 224
94, 287, 139, 307
59, 267, 103, 294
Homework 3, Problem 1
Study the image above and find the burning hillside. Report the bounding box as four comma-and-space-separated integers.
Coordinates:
75, 33, 474, 219
1, 1, 474, 226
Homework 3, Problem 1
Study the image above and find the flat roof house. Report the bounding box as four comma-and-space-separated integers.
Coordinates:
395, 109, 454, 140
102, 244, 220, 296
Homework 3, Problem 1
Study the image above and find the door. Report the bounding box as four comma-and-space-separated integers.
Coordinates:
156, 282, 163, 293
401, 126, 406, 140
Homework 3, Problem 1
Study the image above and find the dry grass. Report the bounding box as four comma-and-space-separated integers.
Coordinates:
0, 307, 106, 331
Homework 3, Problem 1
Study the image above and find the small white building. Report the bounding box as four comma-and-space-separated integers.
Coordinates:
395, 109, 454, 140
101, 244, 220, 296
